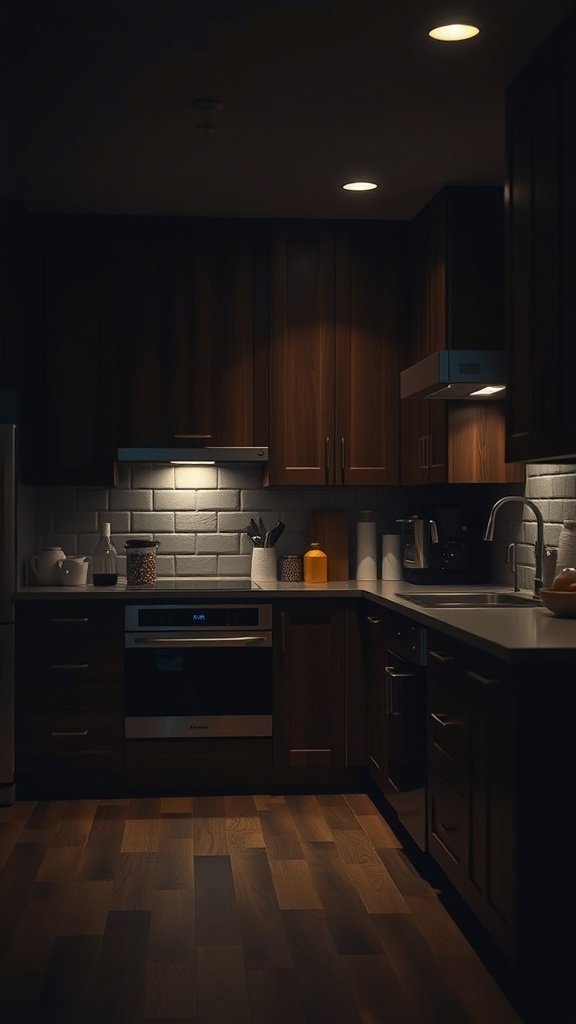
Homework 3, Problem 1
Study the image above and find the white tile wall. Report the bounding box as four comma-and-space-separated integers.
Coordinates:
29, 462, 576, 585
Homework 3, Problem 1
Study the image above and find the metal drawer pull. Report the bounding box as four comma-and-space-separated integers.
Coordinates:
50, 617, 89, 624
173, 433, 212, 439
429, 650, 455, 663
467, 670, 500, 686
385, 667, 415, 679
51, 730, 89, 737
439, 822, 457, 833
133, 636, 265, 646
367, 616, 381, 625
431, 712, 458, 728
51, 664, 90, 670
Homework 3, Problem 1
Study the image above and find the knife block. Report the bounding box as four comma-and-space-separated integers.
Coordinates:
307, 511, 349, 580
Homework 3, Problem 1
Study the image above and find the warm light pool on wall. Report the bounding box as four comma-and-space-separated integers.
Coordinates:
428, 24, 480, 41
342, 181, 378, 191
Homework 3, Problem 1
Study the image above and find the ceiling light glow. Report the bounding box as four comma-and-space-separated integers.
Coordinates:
342, 181, 378, 191
428, 24, 480, 41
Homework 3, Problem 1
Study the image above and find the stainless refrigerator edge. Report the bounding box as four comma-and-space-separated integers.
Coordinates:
0, 424, 16, 806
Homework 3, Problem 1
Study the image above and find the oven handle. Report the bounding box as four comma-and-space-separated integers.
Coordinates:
127, 635, 270, 648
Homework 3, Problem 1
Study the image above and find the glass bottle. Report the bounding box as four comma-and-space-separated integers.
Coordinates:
91, 522, 118, 586
303, 541, 328, 583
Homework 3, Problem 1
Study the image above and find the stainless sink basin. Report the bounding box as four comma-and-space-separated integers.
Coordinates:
398, 592, 540, 609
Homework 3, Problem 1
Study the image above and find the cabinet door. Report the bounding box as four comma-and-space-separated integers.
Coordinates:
269, 224, 336, 484
361, 611, 387, 782
0, 202, 28, 387
506, 26, 576, 461
335, 225, 401, 485
21, 219, 117, 485
274, 603, 347, 767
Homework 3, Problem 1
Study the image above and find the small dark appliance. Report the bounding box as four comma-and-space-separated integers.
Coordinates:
396, 505, 489, 585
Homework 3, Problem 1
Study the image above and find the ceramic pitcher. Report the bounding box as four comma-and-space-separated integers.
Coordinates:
29, 546, 66, 585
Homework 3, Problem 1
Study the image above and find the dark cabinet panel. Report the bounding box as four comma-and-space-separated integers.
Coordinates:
506, 10, 576, 460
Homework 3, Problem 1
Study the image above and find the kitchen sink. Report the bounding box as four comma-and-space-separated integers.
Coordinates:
398, 592, 540, 609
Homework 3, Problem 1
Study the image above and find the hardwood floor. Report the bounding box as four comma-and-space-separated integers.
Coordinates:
0, 793, 524, 1024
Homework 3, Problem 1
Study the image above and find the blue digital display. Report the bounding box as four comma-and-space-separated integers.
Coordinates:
192, 612, 207, 623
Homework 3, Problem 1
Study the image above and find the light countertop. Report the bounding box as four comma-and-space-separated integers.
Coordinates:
14, 577, 576, 661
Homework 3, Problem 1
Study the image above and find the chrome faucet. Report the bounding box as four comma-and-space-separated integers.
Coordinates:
483, 496, 545, 599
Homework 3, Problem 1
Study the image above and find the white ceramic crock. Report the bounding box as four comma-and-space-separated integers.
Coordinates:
29, 546, 66, 585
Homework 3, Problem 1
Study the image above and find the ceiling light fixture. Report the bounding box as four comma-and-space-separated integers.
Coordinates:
428, 24, 480, 41
342, 181, 378, 191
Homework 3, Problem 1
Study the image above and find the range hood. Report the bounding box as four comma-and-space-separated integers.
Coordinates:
401, 351, 506, 400
117, 446, 268, 464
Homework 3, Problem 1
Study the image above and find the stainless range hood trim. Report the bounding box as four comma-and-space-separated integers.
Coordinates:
116, 446, 268, 464
400, 351, 506, 400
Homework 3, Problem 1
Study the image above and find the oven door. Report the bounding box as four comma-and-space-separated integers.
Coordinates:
124, 631, 273, 738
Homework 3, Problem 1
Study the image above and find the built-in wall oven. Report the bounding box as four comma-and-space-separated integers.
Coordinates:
124, 604, 273, 739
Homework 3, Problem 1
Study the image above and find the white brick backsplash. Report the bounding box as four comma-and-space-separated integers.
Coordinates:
77, 489, 109, 511
175, 555, 218, 575
241, 489, 301, 511
175, 511, 217, 532
132, 466, 175, 489
155, 555, 176, 576
196, 533, 239, 554
154, 490, 197, 511
54, 510, 99, 533
197, 490, 240, 511
132, 512, 175, 532
217, 554, 252, 575
30, 462, 576, 583
154, 534, 196, 554
175, 467, 218, 489
110, 489, 153, 510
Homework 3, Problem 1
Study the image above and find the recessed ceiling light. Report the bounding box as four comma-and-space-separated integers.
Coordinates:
428, 24, 480, 41
342, 181, 378, 191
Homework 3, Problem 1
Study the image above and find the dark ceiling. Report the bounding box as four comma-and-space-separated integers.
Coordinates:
2, 0, 575, 220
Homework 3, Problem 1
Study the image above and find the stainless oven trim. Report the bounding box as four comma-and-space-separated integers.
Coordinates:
125, 714, 273, 739
124, 603, 273, 631
125, 632, 272, 649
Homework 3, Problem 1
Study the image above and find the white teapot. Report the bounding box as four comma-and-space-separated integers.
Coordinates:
29, 546, 66, 585
55, 556, 89, 587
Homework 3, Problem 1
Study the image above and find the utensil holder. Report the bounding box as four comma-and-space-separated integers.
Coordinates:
251, 547, 277, 582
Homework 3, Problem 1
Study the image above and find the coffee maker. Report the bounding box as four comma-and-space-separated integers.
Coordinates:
396, 505, 489, 585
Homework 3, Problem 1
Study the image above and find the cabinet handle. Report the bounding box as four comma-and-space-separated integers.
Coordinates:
385, 667, 415, 680
325, 436, 331, 483
369, 755, 382, 771
439, 822, 457, 833
50, 617, 89, 624
341, 436, 345, 483
424, 434, 430, 469
430, 712, 458, 728
418, 436, 426, 469
173, 434, 212, 440
367, 616, 381, 625
51, 730, 89, 737
467, 669, 500, 686
429, 650, 455, 664
281, 611, 286, 657
51, 663, 90, 670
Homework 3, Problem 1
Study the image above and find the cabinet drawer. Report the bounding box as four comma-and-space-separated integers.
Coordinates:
427, 630, 460, 684
16, 601, 123, 640
428, 768, 468, 887
16, 640, 122, 705
428, 677, 469, 795
16, 707, 123, 771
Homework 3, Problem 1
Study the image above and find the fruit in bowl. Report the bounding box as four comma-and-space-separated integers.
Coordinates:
551, 568, 576, 590
540, 582, 576, 617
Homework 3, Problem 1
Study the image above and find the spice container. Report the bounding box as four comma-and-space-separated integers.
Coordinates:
125, 539, 159, 586
279, 554, 304, 582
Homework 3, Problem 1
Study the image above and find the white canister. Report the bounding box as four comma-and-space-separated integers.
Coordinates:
251, 546, 277, 582
381, 534, 402, 581
356, 512, 377, 580
56, 557, 89, 587
556, 520, 576, 574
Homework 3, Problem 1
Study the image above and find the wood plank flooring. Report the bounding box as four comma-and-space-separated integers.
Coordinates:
0, 793, 524, 1024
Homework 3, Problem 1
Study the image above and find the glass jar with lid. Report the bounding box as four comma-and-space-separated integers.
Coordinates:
125, 539, 159, 586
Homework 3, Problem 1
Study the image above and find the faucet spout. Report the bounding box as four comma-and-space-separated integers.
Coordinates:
483, 496, 545, 599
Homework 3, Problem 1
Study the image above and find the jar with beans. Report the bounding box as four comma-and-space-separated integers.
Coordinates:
125, 539, 159, 586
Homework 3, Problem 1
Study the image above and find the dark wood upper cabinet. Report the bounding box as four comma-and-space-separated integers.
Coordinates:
20, 216, 268, 483
401, 186, 523, 485
268, 221, 403, 486
506, 9, 576, 462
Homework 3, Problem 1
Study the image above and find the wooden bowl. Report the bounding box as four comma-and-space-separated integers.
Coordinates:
540, 588, 576, 618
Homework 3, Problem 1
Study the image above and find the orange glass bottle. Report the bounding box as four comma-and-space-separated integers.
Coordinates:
303, 541, 328, 583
